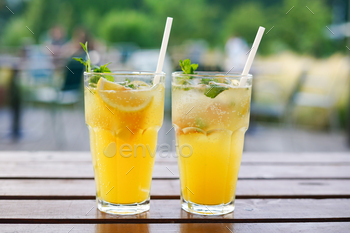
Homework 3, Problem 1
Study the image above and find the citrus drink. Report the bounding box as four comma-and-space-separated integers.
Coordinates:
172, 72, 252, 215
85, 72, 165, 214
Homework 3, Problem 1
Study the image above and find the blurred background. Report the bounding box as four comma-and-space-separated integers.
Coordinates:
0, 0, 349, 152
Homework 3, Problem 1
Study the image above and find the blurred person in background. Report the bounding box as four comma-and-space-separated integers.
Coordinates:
46, 25, 67, 54
45, 25, 67, 69
186, 40, 208, 68
59, 27, 107, 92
59, 27, 94, 93
224, 34, 249, 72
62, 27, 106, 65
62, 27, 93, 59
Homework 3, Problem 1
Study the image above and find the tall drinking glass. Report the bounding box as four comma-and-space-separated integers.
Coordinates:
85, 71, 165, 215
172, 72, 252, 215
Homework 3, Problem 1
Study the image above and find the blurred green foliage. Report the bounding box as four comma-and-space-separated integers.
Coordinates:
222, 0, 339, 56
222, 3, 268, 46
2, 17, 29, 46
144, 0, 218, 45
99, 11, 156, 47
0, 0, 344, 56
276, 0, 334, 56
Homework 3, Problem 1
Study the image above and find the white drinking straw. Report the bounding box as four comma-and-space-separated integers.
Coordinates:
239, 26, 265, 86
154, 17, 173, 85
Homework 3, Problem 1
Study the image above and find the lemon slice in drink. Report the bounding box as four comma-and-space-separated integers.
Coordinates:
97, 78, 153, 112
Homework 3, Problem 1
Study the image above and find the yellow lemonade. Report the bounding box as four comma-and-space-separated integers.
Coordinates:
172, 72, 252, 215
85, 72, 165, 214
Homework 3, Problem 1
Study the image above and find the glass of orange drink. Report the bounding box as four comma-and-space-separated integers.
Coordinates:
85, 71, 165, 215
172, 71, 252, 215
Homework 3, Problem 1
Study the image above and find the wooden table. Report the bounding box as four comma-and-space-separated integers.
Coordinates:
0, 151, 349, 232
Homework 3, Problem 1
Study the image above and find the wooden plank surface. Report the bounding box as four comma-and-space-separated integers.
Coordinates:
0, 151, 349, 163
0, 199, 349, 223
236, 152, 350, 164
1, 222, 350, 233
157, 152, 350, 164
0, 152, 92, 162
1, 179, 350, 199
0, 162, 349, 179
0, 152, 349, 231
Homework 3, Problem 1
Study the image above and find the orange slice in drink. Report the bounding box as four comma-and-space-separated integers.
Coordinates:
97, 78, 153, 112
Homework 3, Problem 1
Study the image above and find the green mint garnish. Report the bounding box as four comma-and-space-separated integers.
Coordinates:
200, 78, 211, 85
178, 79, 192, 85
73, 42, 113, 84
93, 62, 111, 73
205, 84, 228, 99
126, 83, 135, 89
118, 78, 136, 89
180, 59, 198, 74
176, 59, 198, 88
178, 59, 229, 98
73, 42, 91, 72
195, 117, 207, 129
88, 76, 100, 84
200, 78, 220, 85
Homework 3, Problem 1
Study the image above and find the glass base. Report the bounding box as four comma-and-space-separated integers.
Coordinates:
181, 198, 235, 215
97, 198, 150, 215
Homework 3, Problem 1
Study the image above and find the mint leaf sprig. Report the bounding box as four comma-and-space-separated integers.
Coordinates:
178, 58, 228, 98
73, 42, 113, 84
93, 63, 111, 73
180, 59, 198, 74
120, 78, 136, 89
200, 78, 218, 85
176, 59, 198, 85
204, 83, 228, 99
73, 42, 92, 72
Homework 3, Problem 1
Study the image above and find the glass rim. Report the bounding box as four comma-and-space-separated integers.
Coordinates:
172, 71, 252, 78
84, 71, 166, 76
